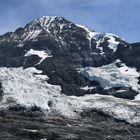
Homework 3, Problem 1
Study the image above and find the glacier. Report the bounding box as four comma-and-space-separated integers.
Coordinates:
79, 60, 140, 95
0, 67, 140, 123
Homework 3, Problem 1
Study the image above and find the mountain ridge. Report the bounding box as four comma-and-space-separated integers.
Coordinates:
0, 16, 140, 140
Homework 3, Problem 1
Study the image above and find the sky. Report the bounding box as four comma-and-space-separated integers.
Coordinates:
0, 0, 140, 43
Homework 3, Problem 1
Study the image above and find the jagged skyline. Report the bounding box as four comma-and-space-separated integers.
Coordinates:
0, 0, 139, 43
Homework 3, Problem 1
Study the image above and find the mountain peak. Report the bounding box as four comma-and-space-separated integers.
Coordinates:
27, 16, 68, 29
0, 16, 126, 53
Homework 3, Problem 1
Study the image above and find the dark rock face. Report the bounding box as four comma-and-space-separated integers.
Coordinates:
106, 87, 139, 100
0, 109, 140, 140
36, 57, 88, 96
0, 83, 3, 99
115, 43, 140, 71
23, 55, 41, 68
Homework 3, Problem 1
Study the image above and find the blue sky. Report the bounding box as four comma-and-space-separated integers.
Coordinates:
0, 0, 140, 43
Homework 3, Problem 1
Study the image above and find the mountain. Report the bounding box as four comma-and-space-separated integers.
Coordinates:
0, 16, 140, 140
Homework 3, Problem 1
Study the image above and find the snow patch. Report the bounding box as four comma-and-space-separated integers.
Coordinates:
24, 129, 38, 132
25, 49, 52, 64
105, 34, 119, 52
76, 24, 120, 53
80, 86, 95, 91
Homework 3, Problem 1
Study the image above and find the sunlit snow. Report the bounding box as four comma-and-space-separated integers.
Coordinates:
79, 60, 140, 93
25, 49, 52, 64
76, 24, 120, 52
0, 67, 140, 123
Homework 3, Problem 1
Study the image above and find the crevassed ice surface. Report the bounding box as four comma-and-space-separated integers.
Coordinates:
79, 60, 140, 94
0, 67, 140, 123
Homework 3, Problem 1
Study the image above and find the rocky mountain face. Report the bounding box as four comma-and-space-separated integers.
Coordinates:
0, 16, 140, 140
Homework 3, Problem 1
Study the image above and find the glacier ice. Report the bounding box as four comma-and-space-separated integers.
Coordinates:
0, 66, 140, 123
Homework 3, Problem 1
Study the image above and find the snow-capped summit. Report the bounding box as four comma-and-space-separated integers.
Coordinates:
0, 16, 126, 54
29, 16, 66, 28
17, 16, 72, 47
76, 24, 121, 52
24, 16, 68, 34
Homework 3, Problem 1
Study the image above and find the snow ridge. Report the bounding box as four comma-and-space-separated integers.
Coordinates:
76, 24, 120, 53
